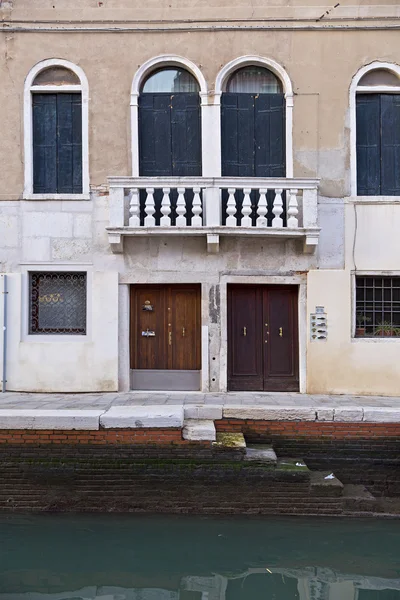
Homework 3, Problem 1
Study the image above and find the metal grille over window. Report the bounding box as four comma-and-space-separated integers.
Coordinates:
29, 272, 87, 335
355, 276, 400, 338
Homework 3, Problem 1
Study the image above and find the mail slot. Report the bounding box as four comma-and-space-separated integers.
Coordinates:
142, 329, 156, 337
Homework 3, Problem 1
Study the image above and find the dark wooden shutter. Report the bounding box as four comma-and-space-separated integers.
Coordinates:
33, 94, 57, 193
57, 94, 82, 193
221, 93, 285, 177
255, 94, 285, 177
33, 93, 82, 194
381, 94, 400, 196
139, 94, 172, 176
356, 94, 381, 195
171, 94, 201, 176
221, 93, 255, 176
139, 93, 201, 176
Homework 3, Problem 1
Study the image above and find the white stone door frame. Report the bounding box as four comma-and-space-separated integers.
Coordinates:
118, 279, 211, 392
219, 274, 307, 393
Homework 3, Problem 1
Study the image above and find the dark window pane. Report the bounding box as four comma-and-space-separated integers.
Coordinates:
142, 68, 199, 93
226, 66, 282, 94
355, 276, 400, 337
29, 272, 87, 335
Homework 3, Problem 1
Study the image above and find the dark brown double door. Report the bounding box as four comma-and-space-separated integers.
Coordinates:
130, 285, 201, 389
228, 285, 299, 391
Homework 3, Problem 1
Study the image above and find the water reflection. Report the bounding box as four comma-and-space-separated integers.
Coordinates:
0, 515, 399, 600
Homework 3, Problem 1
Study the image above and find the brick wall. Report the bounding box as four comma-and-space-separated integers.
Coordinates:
0, 422, 398, 513
215, 420, 400, 496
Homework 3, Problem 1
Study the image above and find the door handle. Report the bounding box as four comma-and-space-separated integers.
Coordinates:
243, 326, 247, 337
182, 327, 185, 337
168, 331, 172, 346
279, 327, 283, 337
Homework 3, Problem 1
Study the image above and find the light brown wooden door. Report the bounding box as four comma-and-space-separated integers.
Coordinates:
228, 285, 299, 391
130, 285, 201, 371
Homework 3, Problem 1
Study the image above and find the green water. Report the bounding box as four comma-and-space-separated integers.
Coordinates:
0, 515, 399, 599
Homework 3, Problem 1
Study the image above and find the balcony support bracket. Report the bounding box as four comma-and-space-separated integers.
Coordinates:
108, 232, 124, 253
207, 233, 220, 254
304, 232, 319, 254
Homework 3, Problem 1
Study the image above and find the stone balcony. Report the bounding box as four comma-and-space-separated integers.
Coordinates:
106, 176, 320, 253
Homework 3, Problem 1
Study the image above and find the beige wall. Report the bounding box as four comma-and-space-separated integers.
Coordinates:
2, 1, 400, 394
1, 3, 400, 199
307, 202, 400, 396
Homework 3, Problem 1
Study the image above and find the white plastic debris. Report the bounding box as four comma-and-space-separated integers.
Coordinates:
296, 462, 306, 467
324, 473, 335, 480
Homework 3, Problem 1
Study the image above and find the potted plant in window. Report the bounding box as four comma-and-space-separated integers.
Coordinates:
374, 321, 400, 337
355, 313, 370, 337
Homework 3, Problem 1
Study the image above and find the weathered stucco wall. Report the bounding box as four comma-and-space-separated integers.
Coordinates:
2, 270, 119, 392
1, 1, 400, 394
0, 25, 400, 199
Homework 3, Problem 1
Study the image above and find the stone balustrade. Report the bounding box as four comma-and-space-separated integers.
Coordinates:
107, 176, 320, 253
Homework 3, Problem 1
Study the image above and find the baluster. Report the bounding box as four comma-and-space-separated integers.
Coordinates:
191, 186, 202, 227
272, 188, 284, 228
160, 187, 172, 227
144, 187, 155, 226
129, 188, 140, 226
175, 187, 187, 226
226, 188, 237, 226
256, 188, 268, 228
287, 188, 299, 228
241, 188, 252, 227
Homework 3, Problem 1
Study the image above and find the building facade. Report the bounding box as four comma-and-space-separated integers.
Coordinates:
1, 0, 400, 395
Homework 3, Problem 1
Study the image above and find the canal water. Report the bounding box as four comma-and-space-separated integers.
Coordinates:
0, 515, 399, 599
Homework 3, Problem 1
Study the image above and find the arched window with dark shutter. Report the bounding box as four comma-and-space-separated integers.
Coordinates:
138, 67, 202, 177
30, 66, 84, 195
221, 66, 285, 177
356, 68, 400, 196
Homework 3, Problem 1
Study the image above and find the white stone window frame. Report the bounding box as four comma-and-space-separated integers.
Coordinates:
23, 58, 90, 201
131, 55, 293, 179
351, 270, 400, 342
21, 264, 93, 342
350, 61, 400, 199
130, 55, 209, 176
214, 56, 294, 178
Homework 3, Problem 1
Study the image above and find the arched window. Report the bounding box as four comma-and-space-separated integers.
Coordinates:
24, 59, 89, 199
221, 66, 285, 177
226, 66, 283, 94
138, 67, 201, 176
353, 64, 400, 196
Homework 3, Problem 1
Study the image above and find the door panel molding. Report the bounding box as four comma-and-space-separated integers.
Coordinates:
130, 284, 201, 372
227, 282, 307, 393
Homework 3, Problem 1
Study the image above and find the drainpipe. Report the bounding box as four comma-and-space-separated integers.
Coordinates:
2, 275, 7, 393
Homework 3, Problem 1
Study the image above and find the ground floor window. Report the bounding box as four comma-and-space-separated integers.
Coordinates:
29, 271, 87, 335
355, 276, 400, 337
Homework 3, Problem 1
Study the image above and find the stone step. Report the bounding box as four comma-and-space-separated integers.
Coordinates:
213, 432, 246, 450
277, 458, 310, 472
182, 420, 216, 441
244, 444, 277, 465
310, 470, 344, 497
342, 484, 377, 511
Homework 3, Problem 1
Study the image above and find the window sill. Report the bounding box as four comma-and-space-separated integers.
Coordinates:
23, 193, 91, 201
352, 336, 400, 343
346, 196, 400, 204
22, 334, 89, 343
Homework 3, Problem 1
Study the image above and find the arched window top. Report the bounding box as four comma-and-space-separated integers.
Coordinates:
226, 66, 283, 94
141, 68, 200, 93
358, 68, 400, 88
32, 66, 80, 86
